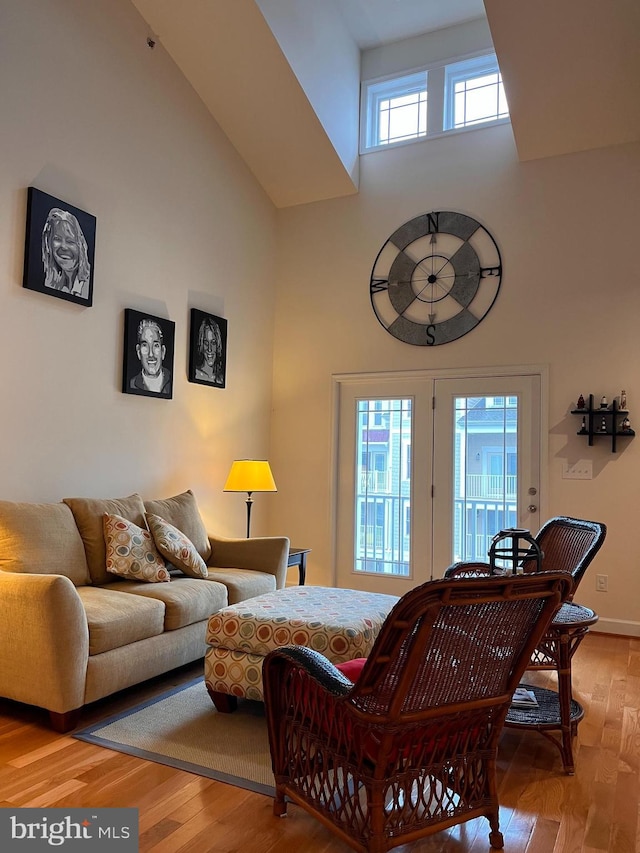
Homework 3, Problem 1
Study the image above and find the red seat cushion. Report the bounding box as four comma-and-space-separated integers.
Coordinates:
335, 657, 367, 682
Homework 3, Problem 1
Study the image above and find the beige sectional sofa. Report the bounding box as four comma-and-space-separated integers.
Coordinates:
0, 489, 289, 731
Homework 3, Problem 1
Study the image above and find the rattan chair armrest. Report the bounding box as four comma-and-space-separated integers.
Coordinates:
265, 645, 354, 696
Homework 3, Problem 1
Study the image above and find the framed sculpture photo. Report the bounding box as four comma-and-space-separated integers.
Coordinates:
188, 308, 227, 388
122, 309, 175, 399
23, 187, 96, 306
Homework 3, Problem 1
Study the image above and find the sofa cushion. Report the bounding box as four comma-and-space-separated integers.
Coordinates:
0, 500, 90, 586
77, 586, 165, 655
104, 514, 170, 583
143, 490, 211, 562
63, 494, 146, 585
146, 513, 208, 579
105, 577, 228, 630
205, 567, 276, 605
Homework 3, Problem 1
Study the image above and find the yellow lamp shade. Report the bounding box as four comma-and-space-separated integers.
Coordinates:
223, 460, 277, 494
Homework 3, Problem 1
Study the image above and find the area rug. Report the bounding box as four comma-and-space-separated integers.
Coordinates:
73, 678, 274, 796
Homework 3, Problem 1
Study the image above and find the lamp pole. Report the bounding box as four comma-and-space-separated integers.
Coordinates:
245, 492, 254, 538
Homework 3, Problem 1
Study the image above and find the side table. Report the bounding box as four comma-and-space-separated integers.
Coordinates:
287, 547, 311, 585
505, 601, 597, 775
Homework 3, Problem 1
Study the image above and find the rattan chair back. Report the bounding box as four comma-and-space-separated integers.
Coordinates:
519, 515, 606, 590
445, 516, 606, 599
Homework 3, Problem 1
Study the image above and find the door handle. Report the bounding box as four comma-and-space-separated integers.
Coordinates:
528, 504, 538, 513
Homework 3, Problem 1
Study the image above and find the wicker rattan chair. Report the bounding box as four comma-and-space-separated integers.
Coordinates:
444, 516, 606, 595
444, 516, 606, 772
263, 573, 573, 853
444, 515, 606, 667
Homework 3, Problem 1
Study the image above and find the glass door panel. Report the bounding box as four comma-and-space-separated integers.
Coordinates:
336, 378, 432, 596
432, 376, 540, 577
355, 398, 411, 576
451, 395, 518, 563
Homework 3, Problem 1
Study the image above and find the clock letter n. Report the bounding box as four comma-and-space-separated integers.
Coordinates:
426, 212, 440, 234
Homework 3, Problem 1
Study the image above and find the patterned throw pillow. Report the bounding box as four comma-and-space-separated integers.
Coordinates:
103, 513, 170, 583
145, 513, 208, 579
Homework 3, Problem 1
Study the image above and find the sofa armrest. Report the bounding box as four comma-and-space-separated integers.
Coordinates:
207, 535, 290, 590
0, 571, 89, 714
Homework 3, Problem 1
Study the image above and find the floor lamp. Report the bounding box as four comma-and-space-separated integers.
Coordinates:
223, 460, 277, 537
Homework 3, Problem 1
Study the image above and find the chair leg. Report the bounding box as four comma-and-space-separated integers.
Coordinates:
273, 789, 288, 817
489, 829, 504, 849
488, 812, 504, 849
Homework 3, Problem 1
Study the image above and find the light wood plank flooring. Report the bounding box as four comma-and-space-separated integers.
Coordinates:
0, 632, 636, 852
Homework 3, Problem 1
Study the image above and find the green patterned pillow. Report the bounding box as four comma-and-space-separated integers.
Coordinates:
145, 513, 208, 579
103, 513, 170, 583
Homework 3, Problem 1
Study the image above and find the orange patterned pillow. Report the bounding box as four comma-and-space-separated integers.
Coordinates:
103, 513, 170, 583
145, 513, 208, 579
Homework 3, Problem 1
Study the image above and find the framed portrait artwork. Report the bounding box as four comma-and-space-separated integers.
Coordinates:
188, 309, 227, 388
22, 187, 96, 306
122, 309, 175, 399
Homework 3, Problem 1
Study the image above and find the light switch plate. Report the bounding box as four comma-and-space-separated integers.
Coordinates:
562, 460, 593, 480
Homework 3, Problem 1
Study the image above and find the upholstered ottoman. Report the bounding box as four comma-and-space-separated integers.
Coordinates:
204, 586, 399, 712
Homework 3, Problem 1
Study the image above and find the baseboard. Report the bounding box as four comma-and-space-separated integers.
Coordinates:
591, 618, 640, 638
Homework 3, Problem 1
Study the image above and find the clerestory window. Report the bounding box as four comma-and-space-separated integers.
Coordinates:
363, 71, 428, 149
444, 54, 509, 130
361, 51, 509, 153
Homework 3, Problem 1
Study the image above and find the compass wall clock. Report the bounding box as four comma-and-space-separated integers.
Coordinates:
370, 211, 502, 346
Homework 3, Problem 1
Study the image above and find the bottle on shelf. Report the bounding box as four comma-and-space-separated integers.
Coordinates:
571, 392, 635, 452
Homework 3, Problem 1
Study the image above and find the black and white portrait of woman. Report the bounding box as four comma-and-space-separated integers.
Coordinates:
188, 309, 227, 388
42, 207, 91, 298
23, 187, 96, 306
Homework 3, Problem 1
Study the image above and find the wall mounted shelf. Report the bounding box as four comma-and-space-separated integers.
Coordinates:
572, 393, 635, 453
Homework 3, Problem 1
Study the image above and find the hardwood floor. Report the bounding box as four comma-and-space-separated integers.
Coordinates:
0, 632, 636, 852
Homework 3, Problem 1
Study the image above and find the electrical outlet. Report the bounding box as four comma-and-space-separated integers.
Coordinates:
562, 460, 593, 480
596, 574, 608, 592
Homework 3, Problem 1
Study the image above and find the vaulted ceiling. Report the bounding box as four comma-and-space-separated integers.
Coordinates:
131, 0, 640, 208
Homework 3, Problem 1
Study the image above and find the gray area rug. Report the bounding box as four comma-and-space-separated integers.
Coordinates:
73, 678, 274, 796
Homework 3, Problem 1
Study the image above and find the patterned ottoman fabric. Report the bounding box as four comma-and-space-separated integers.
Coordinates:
204, 586, 399, 702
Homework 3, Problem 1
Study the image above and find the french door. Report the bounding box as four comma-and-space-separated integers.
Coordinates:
334, 369, 543, 595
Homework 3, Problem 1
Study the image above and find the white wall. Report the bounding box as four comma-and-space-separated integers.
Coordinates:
0, 0, 278, 537
256, 0, 361, 184
270, 121, 640, 634
361, 17, 493, 80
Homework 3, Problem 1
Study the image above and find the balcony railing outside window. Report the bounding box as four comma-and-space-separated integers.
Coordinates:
465, 474, 517, 499
454, 498, 518, 563
360, 470, 391, 492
